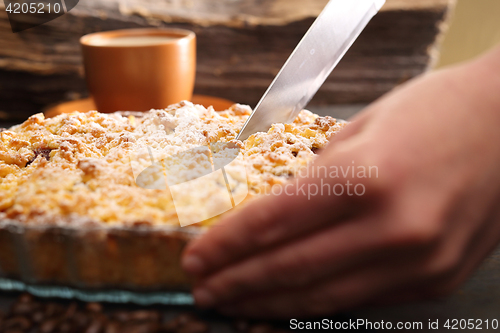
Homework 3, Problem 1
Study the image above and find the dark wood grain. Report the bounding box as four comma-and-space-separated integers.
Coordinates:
0, 0, 453, 121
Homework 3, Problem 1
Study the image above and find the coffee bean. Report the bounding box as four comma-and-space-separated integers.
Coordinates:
40, 318, 60, 333
11, 302, 36, 316
3, 316, 32, 330
162, 318, 180, 332
44, 303, 64, 318
178, 321, 210, 333
122, 322, 159, 333
18, 293, 34, 304
31, 310, 45, 323
59, 320, 75, 333
233, 319, 251, 332
248, 324, 275, 333
128, 310, 161, 322
105, 320, 121, 333
112, 311, 132, 323
86, 303, 103, 313
176, 313, 198, 325
85, 319, 104, 333
4, 329, 24, 333
10, 294, 39, 316
2, 293, 284, 333
73, 311, 91, 329
64, 302, 78, 318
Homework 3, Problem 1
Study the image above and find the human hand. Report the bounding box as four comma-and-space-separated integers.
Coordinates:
181, 45, 500, 318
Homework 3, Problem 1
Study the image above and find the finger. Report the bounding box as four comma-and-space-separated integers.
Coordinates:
322, 109, 373, 148
353, 221, 495, 308
182, 161, 364, 277
215, 260, 417, 319
192, 217, 386, 308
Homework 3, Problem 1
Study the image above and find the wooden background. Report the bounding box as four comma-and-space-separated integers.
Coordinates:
0, 0, 455, 122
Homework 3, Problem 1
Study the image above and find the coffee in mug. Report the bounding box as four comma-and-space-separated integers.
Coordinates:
80, 28, 196, 113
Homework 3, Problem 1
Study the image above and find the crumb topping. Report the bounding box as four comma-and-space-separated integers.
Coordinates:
0, 102, 345, 227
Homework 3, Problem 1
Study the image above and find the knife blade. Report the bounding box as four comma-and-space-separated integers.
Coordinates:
237, 0, 385, 141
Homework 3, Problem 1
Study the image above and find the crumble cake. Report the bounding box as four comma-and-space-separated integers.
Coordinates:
0, 102, 345, 290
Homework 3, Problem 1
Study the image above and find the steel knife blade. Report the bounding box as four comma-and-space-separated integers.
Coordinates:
237, 0, 385, 141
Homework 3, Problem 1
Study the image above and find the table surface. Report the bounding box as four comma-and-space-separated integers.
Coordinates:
1, 248, 499, 332
0, 295, 264, 332
2, 106, 499, 332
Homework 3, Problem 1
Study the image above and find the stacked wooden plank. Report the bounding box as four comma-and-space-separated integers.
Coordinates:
0, 0, 455, 121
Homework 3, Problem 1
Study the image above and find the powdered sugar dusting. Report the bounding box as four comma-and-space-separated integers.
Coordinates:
0, 102, 345, 226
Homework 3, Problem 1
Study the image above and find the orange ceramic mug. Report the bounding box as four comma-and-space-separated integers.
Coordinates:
80, 28, 196, 113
